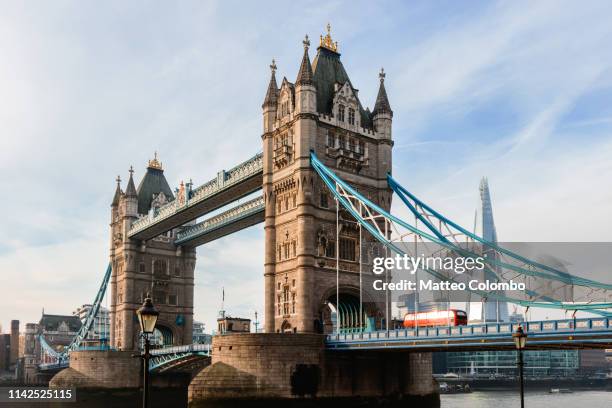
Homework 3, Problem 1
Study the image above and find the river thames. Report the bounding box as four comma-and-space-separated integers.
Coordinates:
441, 390, 611, 408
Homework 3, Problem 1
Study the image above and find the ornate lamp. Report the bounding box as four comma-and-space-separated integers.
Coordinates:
512, 325, 527, 349
136, 295, 159, 335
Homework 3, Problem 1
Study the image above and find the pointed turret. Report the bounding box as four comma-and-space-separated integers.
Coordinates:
296, 35, 313, 86
125, 166, 137, 198
111, 176, 122, 207
262, 60, 279, 134
295, 35, 317, 115
372, 68, 393, 140
262, 59, 279, 109
373, 68, 392, 117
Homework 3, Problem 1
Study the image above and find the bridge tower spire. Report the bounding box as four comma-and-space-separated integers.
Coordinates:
262, 26, 393, 334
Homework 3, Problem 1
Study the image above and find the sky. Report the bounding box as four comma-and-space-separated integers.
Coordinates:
1, 0, 612, 334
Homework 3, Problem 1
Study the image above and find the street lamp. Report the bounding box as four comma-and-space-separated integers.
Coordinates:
136, 295, 159, 408
512, 325, 528, 408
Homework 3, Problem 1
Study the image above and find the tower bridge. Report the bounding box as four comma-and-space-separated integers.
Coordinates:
33, 25, 612, 407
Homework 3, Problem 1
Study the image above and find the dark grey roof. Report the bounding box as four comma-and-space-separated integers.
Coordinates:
296, 46, 313, 86
39, 314, 82, 333
136, 166, 174, 215
373, 79, 392, 117
125, 172, 137, 198
111, 182, 122, 207
262, 70, 279, 108
311, 47, 372, 128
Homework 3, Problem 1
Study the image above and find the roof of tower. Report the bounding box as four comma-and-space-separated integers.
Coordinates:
296, 35, 313, 86
111, 175, 122, 207
125, 167, 137, 198
262, 59, 279, 108
312, 26, 372, 128
136, 154, 174, 215
373, 68, 392, 117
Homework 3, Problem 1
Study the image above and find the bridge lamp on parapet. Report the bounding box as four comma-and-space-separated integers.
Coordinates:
512, 326, 528, 408
136, 295, 159, 408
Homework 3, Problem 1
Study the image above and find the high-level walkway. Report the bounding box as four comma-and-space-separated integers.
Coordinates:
128, 153, 263, 241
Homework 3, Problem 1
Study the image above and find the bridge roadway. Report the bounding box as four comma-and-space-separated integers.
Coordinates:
39, 318, 612, 373
326, 317, 612, 351
128, 153, 263, 241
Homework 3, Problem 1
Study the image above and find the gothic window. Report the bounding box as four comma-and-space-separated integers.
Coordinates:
338, 104, 345, 122
291, 241, 296, 257
284, 197, 289, 211
139, 262, 146, 273
325, 240, 336, 258
277, 200, 282, 214
349, 138, 355, 152
359, 141, 365, 154
348, 107, 355, 125
153, 259, 168, 276
282, 286, 290, 315
284, 243, 290, 259
278, 282, 281, 290
292, 194, 296, 208
174, 266, 181, 277
278, 245, 282, 260
327, 133, 335, 147
320, 192, 328, 208
339, 238, 356, 261
291, 292, 296, 314
292, 279, 296, 287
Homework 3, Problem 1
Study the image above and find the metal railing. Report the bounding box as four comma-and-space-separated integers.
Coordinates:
326, 317, 611, 344
129, 152, 263, 236
175, 195, 264, 244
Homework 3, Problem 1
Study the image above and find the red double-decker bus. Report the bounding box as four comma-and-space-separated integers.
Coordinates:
403, 309, 468, 328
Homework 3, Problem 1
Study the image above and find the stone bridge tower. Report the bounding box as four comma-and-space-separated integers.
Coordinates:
262, 26, 393, 334
109, 156, 195, 351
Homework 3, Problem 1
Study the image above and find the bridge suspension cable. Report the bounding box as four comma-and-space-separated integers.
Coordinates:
38, 263, 112, 367
310, 152, 612, 314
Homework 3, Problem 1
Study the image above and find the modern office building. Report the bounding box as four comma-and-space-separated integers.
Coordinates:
476, 178, 508, 323
446, 349, 579, 377
192, 321, 212, 344
72, 305, 110, 341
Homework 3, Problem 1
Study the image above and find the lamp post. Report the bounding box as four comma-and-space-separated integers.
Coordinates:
512, 325, 528, 408
136, 295, 159, 408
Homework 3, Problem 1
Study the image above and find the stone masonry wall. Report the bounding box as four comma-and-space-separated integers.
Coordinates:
189, 333, 437, 404
50, 350, 141, 389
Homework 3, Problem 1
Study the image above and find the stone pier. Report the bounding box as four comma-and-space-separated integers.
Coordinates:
188, 333, 439, 408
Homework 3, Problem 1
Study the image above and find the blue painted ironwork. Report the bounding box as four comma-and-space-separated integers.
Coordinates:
148, 344, 211, 371
175, 195, 264, 245
38, 264, 112, 369
325, 317, 612, 351
310, 152, 612, 312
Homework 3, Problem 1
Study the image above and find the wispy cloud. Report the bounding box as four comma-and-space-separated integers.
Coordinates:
1, 0, 612, 331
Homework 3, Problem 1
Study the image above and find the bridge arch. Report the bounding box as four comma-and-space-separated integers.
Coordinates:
318, 286, 381, 334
